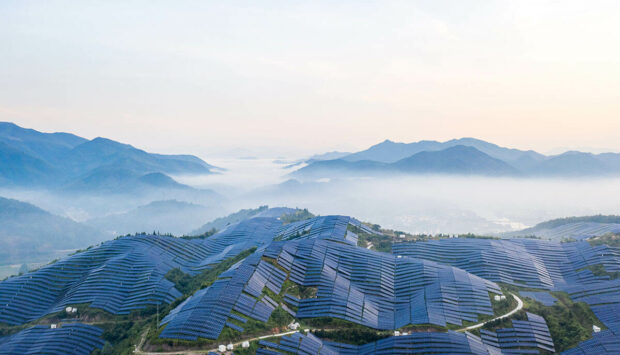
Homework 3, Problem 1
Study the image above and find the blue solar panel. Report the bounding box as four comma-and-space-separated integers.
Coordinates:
161, 227, 501, 340
520, 291, 558, 306
563, 330, 620, 354
393, 238, 619, 289
258, 330, 500, 354
0, 217, 287, 326
0, 323, 104, 355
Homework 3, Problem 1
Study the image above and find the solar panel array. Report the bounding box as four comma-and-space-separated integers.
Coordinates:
276, 215, 371, 244
0, 217, 287, 326
264, 238, 500, 329
393, 238, 619, 289
563, 330, 620, 354
159, 251, 288, 340
257, 331, 501, 354
564, 278, 620, 333
481, 312, 555, 353
159, 217, 501, 340
0, 323, 104, 355
2, 212, 619, 352
194, 217, 284, 270
519, 291, 558, 306
508, 222, 620, 241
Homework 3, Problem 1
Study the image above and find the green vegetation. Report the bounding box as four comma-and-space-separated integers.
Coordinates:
180, 227, 218, 240
280, 208, 315, 224
490, 284, 606, 352
491, 292, 517, 316
2, 250, 258, 355
525, 291, 604, 352
457, 233, 500, 240
281, 280, 316, 299
313, 328, 388, 345
165, 248, 256, 297
580, 264, 620, 280
536, 215, 620, 229
351, 225, 393, 252
589, 233, 620, 248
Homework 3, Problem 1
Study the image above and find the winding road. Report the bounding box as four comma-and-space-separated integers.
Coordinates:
456, 293, 524, 332
135, 293, 524, 354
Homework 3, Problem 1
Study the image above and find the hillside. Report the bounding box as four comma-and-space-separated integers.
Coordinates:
506, 215, 620, 240
86, 200, 215, 236
343, 137, 544, 164
0, 197, 106, 265
295, 138, 620, 178
190, 206, 300, 236
1, 211, 618, 353
292, 145, 518, 178
391, 145, 519, 175
0, 122, 216, 189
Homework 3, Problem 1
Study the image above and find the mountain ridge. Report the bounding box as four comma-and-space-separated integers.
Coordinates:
0, 122, 216, 191
294, 138, 620, 178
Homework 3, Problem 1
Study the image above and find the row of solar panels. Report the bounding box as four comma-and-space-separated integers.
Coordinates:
257, 324, 554, 355
160, 236, 501, 340
393, 238, 620, 289
0, 323, 104, 355
0, 215, 363, 326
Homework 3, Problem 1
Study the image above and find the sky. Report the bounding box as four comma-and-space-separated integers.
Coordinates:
1, 0, 619, 158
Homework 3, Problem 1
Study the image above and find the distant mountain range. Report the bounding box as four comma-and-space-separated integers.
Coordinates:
86, 199, 216, 236
190, 206, 299, 236
505, 215, 620, 240
0, 197, 107, 265
293, 138, 620, 178
0, 122, 216, 192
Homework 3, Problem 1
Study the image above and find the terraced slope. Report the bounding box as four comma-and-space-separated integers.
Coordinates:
0, 323, 104, 355
507, 221, 620, 240
393, 238, 620, 289
160, 220, 501, 340
2, 212, 619, 353
0, 217, 287, 325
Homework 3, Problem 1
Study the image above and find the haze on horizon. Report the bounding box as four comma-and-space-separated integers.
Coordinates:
2, 0, 620, 158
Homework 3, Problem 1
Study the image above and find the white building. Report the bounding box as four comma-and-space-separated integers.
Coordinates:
218, 344, 226, 352
241, 341, 250, 348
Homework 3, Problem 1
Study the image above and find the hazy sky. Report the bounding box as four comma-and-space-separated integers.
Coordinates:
1, 0, 619, 158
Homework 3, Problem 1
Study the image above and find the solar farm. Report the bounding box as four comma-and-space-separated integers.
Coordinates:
1, 209, 620, 354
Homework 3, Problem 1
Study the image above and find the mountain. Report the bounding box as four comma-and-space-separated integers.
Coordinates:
504, 215, 620, 240
292, 145, 517, 178
63, 167, 193, 193
2, 211, 619, 353
0, 121, 86, 164
0, 196, 106, 265
63, 137, 214, 177
290, 159, 386, 178
0, 122, 215, 188
0, 141, 56, 185
392, 145, 520, 175
531, 151, 617, 176
298, 138, 620, 178
343, 137, 544, 164
86, 200, 215, 236
190, 205, 299, 235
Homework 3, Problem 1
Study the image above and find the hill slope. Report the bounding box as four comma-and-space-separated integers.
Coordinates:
86, 200, 214, 236
0, 197, 106, 264
0, 122, 216, 188
292, 145, 518, 178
